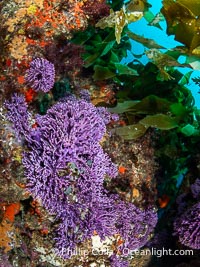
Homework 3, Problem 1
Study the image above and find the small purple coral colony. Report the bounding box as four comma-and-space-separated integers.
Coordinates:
5, 93, 157, 260
173, 202, 200, 249
25, 58, 55, 92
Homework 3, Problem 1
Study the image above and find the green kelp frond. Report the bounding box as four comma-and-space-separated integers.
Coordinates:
96, 5, 143, 44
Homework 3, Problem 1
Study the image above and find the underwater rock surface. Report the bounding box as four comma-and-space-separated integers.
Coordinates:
0, 0, 200, 266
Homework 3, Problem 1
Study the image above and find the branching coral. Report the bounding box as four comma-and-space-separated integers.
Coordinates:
25, 58, 55, 92
173, 202, 200, 249
5, 93, 157, 260
4, 93, 31, 140
116, 202, 158, 251
109, 254, 129, 267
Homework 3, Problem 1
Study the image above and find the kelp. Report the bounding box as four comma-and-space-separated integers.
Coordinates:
112, 114, 178, 140
109, 95, 171, 115
113, 123, 147, 140
109, 62, 196, 140
126, 0, 163, 29
139, 114, 178, 130
147, 11, 165, 28
145, 49, 192, 81
127, 31, 165, 49
100, 0, 200, 223
96, 6, 143, 44
71, 0, 199, 143
71, 0, 200, 84
110, 100, 188, 139
74, 0, 200, 86
161, 0, 200, 52
72, 27, 138, 80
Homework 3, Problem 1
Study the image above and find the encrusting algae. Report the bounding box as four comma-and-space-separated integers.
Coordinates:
0, 203, 20, 253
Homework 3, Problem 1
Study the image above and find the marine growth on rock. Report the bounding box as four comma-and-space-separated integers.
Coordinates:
5, 93, 157, 260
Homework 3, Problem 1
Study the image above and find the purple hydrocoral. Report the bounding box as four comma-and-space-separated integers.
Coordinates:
173, 202, 200, 249
4, 93, 31, 140
79, 89, 91, 102
54, 192, 157, 259
25, 58, 55, 92
109, 255, 129, 267
22, 98, 115, 210
116, 202, 158, 251
5, 93, 118, 245
5, 93, 157, 260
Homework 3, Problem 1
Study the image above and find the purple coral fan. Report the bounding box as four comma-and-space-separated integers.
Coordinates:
116, 202, 158, 251
173, 202, 200, 249
25, 58, 55, 92
5, 93, 157, 260
4, 93, 31, 139
191, 178, 200, 199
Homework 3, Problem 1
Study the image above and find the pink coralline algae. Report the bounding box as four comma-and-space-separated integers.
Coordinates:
5, 93, 157, 260
25, 58, 55, 92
